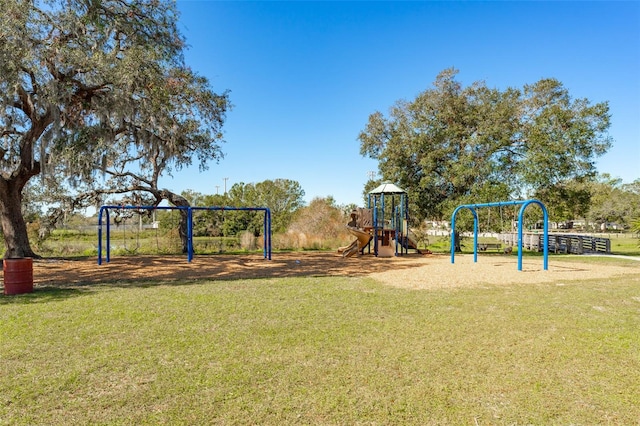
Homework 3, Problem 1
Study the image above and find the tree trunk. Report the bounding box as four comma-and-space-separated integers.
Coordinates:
0, 103, 50, 259
158, 189, 190, 254
454, 230, 462, 253
0, 178, 38, 259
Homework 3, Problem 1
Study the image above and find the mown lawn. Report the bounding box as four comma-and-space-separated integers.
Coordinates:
2, 272, 640, 425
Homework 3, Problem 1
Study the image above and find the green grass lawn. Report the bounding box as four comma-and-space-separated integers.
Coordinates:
2, 272, 640, 425
607, 235, 640, 256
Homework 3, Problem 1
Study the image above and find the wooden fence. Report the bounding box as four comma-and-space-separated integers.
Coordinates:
497, 233, 611, 254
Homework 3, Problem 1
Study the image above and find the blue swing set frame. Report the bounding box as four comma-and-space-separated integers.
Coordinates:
97, 205, 272, 264
450, 199, 549, 271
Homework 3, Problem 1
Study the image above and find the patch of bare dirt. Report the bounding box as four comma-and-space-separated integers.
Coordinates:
370, 254, 639, 289
23, 251, 640, 290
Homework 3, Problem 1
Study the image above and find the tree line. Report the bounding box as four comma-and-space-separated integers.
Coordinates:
1, 1, 637, 259
359, 68, 638, 231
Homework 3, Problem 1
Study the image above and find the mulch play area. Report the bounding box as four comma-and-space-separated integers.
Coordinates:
25, 251, 640, 290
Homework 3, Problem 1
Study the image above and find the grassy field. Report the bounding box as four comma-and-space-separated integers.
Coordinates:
18, 226, 640, 258
2, 269, 640, 424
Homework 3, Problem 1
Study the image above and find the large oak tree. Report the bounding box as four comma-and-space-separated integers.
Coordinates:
0, 0, 229, 257
359, 68, 612, 225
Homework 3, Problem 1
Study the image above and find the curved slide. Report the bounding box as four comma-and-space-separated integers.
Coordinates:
337, 227, 373, 258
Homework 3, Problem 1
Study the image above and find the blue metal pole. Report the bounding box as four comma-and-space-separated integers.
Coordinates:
517, 207, 524, 271
394, 205, 399, 256
381, 193, 385, 229
461, 200, 524, 209
404, 194, 409, 255
266, 208, 272, 260
262, 208, 267, 259
373, 196, 379, 256
543, 204, 549, 270
187, 207, 193, 262
472, 208, 478, 263
450, 205, 478, 264
399, 195, 404, 254
450, 205, 462, 264
517, 199, 549, 271
97, 207, 104, 265
105, 208, 111, 263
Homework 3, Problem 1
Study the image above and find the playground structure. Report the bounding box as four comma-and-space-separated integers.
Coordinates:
338, 183, 422, 258
97, 205, 272, 264
450, 199, 549, 271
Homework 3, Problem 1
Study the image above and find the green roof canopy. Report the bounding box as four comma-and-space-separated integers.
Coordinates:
368, 182, 406, 194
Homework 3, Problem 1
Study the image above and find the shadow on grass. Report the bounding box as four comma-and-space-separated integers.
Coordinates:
1, 276, 219, 305
4, 252, 432, 302
0, 286, 86, 305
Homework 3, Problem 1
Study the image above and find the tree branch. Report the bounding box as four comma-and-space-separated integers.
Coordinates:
100, 168, 154, 188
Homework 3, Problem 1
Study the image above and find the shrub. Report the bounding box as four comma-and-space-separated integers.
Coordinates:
240, 231, 257, 251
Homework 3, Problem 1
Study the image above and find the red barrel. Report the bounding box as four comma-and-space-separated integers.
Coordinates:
3, 258, 34, 295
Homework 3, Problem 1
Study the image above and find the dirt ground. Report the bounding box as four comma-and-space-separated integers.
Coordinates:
25, 251, 640, 290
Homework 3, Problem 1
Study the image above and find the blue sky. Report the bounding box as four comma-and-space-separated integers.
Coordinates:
163, 1, 640, 206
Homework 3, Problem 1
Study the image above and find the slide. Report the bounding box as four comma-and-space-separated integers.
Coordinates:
338, 227, 373, 258
405, 236, 423, 254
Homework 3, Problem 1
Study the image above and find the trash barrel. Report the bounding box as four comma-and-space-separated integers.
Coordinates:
3, 258, 34, 295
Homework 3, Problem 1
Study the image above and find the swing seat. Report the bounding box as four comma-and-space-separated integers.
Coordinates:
477, 243, 502, 251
